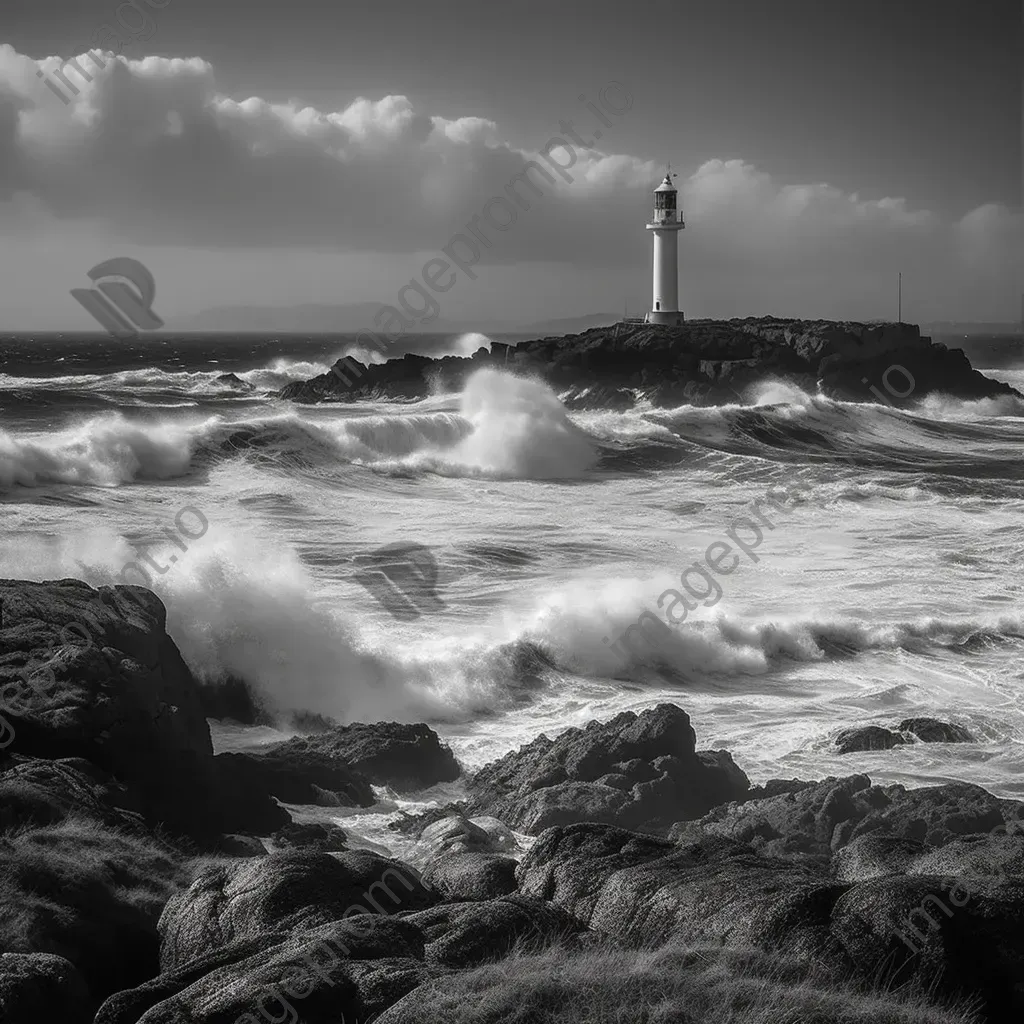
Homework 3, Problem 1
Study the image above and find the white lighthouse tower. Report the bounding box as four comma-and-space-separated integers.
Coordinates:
644, 168, 685, 326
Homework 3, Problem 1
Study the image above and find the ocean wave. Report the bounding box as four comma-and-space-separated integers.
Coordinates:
0, 413, 194, 487
510, 574, 1024, 682
0, 356, 331, 397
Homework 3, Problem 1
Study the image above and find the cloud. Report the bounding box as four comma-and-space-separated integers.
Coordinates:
0, 43, 1019, 319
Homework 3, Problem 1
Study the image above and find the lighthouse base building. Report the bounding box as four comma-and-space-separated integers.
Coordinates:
644, 170, 685, 326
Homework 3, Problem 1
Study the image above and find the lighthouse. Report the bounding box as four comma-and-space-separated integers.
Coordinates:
644, 169, 685, 326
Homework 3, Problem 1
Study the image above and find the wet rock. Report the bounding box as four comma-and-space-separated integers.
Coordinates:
158, 849, 436, 971
0, 578, 256, 838
836, 719, 974, 754
260, 721, 461, 792
465, 704, 749, 835
214, 372, 255, 391
0, 953, 92, 1024
898, 718, 974, 744
835, 725, 905, 754
403, 894, 582, 968
422, 852, 519, 902
214, 748, 373, 811
270, 821, 349, 852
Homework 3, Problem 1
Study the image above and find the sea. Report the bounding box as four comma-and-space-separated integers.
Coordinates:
1, 329, 1022, 856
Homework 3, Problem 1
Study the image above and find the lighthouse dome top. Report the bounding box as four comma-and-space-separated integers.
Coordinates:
653, 170, 677, 193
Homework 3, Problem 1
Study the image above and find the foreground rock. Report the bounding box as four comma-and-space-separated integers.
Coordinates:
519, 821, 1024, 1017
0, 579, 280, 839
158, 849, 436, 971
465, 704, 749, 835
279, 318, 1019, 407
96, 916, 436, 1024
0, 953, 92, 1024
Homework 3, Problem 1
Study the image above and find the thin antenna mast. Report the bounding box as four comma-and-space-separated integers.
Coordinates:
898, 272, 902, 323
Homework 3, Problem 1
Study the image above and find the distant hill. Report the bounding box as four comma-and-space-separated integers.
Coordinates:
172, 304, 619, 336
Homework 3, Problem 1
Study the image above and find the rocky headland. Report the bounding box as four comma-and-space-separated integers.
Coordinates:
278, 318, 1019, 408
1, 578, 1021, 1023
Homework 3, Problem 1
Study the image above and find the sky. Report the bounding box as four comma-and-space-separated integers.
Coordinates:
0, 0, 1020, 330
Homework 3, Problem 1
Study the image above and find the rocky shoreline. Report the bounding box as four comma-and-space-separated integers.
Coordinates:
1, 579, 1021, 1022
278, 317, 1020, 408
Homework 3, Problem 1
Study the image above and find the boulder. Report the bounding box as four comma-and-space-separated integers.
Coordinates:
671, 775, 1024, 864
270, 821, 349, 852
832, 834, 926, 881
256, 721, 461, 792
836, 726, 905, 754
403, 894, 582, 968
898, 717, 974, 744
214, 372, 255, 391
465, 704, 749, 835
0, 953, 93, 1024
97, 916, 436, 1024
158, 849, 435, 971
836, 719, 974, 754
422, 852, 519, 902
517, 823, 848, 961
0, 579, 281, 838
831, 874, 1024, 1017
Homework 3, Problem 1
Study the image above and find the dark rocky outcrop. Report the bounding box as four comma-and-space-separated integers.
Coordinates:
214, 748, 372, 812
214, 372, 255, 391
518, 824, 848, 962
898, 717, 974, 744
257, 721, 461, 792
158, 849, 436, 972
836, 718, 974, 753
279, 318, 1019, 408
0, 579, 281, 839
465, 704, 749, 835
836, 725, 906, 754
0, 953, 93, 1024
403, 894, 582, 968
519, 821, 1024, 1016
97, 916, 436, 1024
670, 775, 1024, 864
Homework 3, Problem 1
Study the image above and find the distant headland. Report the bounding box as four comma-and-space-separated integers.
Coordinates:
279, 317, 1020, 408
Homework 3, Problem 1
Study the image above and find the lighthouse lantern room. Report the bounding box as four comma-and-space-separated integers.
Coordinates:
645, 168, 685, 326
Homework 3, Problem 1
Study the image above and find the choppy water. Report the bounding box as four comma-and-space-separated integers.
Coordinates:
2, 330, 1022, 852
